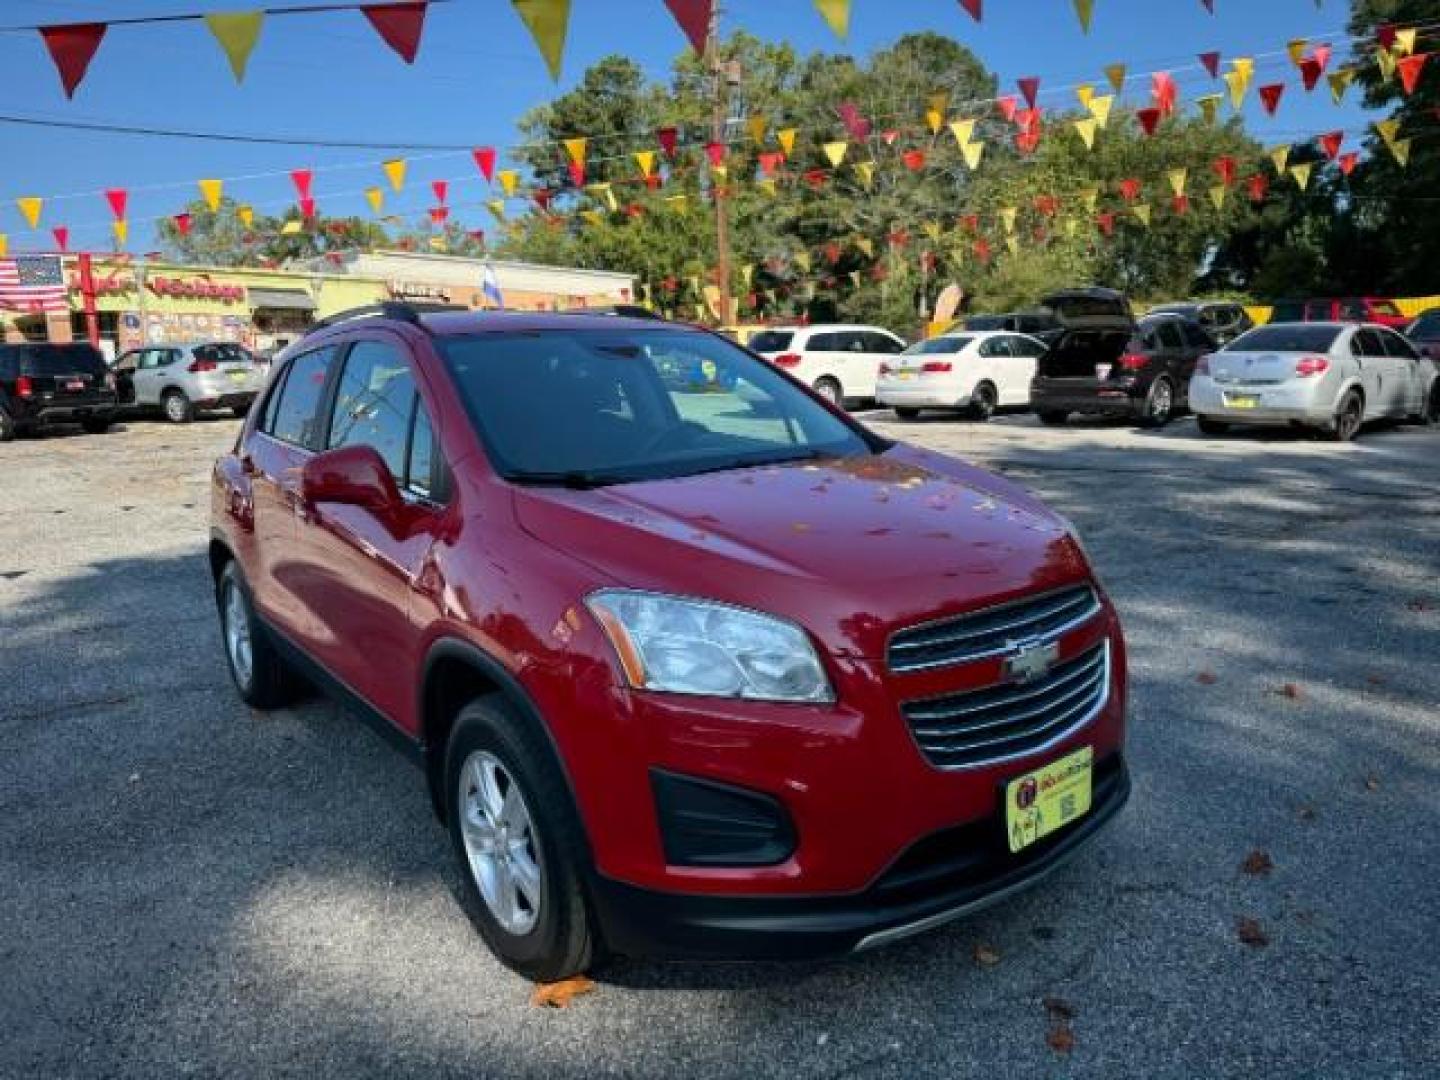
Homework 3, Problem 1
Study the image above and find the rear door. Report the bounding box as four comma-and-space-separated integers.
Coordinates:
800, 331, 844, 394
131, 348, 176, 406
1349, 329, 1387, 415
1176, 320, 1215, 402
1152, 320, 1185, 384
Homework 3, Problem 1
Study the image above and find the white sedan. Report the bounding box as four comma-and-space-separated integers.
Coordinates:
876, 330, 1048, 421
1189, 322, 1439, 441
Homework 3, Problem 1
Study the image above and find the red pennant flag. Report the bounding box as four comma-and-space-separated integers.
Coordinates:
1311, 44, 1332, 70
473, 147, 497, 182
104, 189, 128, 220
1017, 76, 1041, 109
1034, 195, 1059, 216
1398, 54, 1429, 96
1319, 131, 1343, 160
880, 129, 900, 146
174, 213, 193, 237
1247, 174, 1268, 202
960, 214, 980, 233
625, 203, 644, 219
645, 174, 662, 190
290, 169, 314, 200
1213, 156, 1237, 186
39, 23, 108, 99
901, 149, 927, 171
533, 189, 554, 211
300, 197, 316, 220
837, 102, 871, 142
803, 169, 828, 190
362, 3, 428, 64
1119, 178, 1142, 201
1136, 107, 1162, 135
1015, 127, 1041, 154
1199, 51, 1221, 78
1171, 194, 1190, 215
888, 229, 910, 248
704, 141, 725, 168
974, 238, 992, 262
467, 229, 486, 245
824, 243, 842, 265
996, 95, 1019, 122
1152, 71, 1177, 115
657, 126, 679, 158
567, 161, 585, 186
1377, 24, 1397, 51
758, 152, 783, 176
1298, 58, 1324, 92
1258, 83, 1285, 115
662, 0, 712, 54
52, 226, 70, 252
429, 206, 449, 224
1096, 213, 1115, 236
1338, 152, 1359, 177
958, 0, 983, 22
431, 179, 449, 204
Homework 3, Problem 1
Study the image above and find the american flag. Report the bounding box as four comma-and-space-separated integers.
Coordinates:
0, 256, 69, 313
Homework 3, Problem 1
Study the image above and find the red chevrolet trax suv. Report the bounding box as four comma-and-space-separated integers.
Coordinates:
211, 303, 1129, 980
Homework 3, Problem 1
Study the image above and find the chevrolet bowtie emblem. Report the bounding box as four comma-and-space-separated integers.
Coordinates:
1005, 639, 1059, 683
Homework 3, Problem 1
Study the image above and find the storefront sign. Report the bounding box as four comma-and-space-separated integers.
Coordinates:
147, 275, 246, 303
70, 270, 137, 296
388, 280, 451, 301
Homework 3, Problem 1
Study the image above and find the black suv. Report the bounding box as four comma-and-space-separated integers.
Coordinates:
1144, 302, 1253, 345
1031, 311, 1215, 428
0, 343, 118, 441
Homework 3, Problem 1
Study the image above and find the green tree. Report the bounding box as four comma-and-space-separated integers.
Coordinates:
158, 197, 390, 267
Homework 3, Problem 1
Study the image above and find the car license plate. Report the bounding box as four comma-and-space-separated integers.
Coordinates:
1226, 394, 1260, 409
65, 379, 85, 391
892, 370, 915, 380
1005, 746, 1093, 854
229, 370, 249, 383
1095, 363, 1111, 380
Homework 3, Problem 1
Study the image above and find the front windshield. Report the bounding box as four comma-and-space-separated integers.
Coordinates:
903, 337, 971, 355
441, 328, 876, 485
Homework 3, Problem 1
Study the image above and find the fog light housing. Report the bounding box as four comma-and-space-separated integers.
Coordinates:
651, 770, 796, 867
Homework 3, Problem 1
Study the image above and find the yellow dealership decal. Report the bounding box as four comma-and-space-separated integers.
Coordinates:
1006, 746, 1093, 853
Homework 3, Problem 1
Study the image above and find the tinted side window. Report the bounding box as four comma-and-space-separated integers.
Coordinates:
1011, 336, 1045, 358
1379, 331, 1418, 359
807, 332, 837, 351
1181, 321, 1213, 348
864, 332, 903, 354
1155, 321, 1184, 349
1351, 330, 1384, 357
258, 360, 292, 433
326, 341, 416, 480
267, 346, 335, 448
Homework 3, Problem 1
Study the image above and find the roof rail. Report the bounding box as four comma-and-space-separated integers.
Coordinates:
306, 300, 467, 336
555, 304, 664, 320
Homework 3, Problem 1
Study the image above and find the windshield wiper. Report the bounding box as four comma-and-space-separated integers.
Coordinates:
506, 470, 631, 490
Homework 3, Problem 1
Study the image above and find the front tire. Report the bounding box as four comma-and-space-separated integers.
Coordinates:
1326, 390, 1364, 442
216, 562, 299, 709
969, 381, 998, 422
446, 698, 598, 981
812, 377, 843, 409
163, 389, 195, 424
1139, 377, 1174, 428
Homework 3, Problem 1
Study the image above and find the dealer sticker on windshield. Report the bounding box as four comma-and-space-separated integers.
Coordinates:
1005, 746, 1093, 854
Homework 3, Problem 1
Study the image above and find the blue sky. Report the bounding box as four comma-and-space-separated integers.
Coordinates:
0, 0, 1373, 253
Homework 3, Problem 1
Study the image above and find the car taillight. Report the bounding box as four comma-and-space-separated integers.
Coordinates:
772, 353, 801, 368
15, 375, 33, 398
1294, 355, 1330, 377
878, 362, 891, 376
921, 361, 953, 373
188, 359, 219, 373
1118, 353, 1149, 371
1196, 354, 1211, 376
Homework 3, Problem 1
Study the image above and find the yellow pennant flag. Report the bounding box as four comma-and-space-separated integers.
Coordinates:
1073, 118, 1097, 150
1006, 236, 1020, 256
741, 264, 755, 287
823, 141, 848, 167
1195, 93, 1222, 124
948, 119, 976, 146
280, 220, 303, 235
486, 199, 507, 221
587, 182, 618, 210
756, 180, 777, 199
1087, 94, 1114, 128
1269, 145, 1290, 175
1080, 187, 1099, 212
16, 197, 42, 229
580, 209, 604, 227
382, 158, 407, 192
747, 115, 768, 146
1000, 207, 1018, 233
237, 205, 254, 228
498, 170, 519, 196
512, 0, 571, 81
961, 140, 985, 170
112, 219, 128, 247
923, 220, 942, 241
1328, 69, 1355, 104
777, 128, 797, 156
205, 12, 264, 83
1395, 28, 1417, 56
1286, 38, 1308, 67
928, 91, 950, 116
1076, 84, 1095, 108
856, 237, 874, 257
364, 187, 384, 213
925, 108, 945, 135
1209, 184, 1228, 211
853, 161, 875, 188
667, 193, 691, 210
795, 251, 812, 273
1222, 70, 1247, 108
1064, 217, 1079, 238
1231, 56, 1255, 84
634, 150, 656, 178
1290, 163, 1313, 191
1167, 168, 1188, 197
813, 0, 850, 39
1377, 47, 1397, 82
1375, 119, 1401, 147
198, 178, 223, 212
1391, 138, 1412, 167
1103, 63, 1126, 93
1073, 0, 1094, 33
1132, 203, 1151, 227
711, 164, 728, 181
563, 137, 588, 166
0, 235, 7, 257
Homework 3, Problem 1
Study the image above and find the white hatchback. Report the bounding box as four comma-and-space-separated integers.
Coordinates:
748, 324, 907, 407
876, 330, 1048, 421
1189, 322, 1440, 441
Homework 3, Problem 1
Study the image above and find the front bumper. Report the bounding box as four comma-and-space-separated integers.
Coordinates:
590, 753, 1130, 960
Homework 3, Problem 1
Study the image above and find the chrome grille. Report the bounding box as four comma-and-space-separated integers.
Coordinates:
901, 642, 1109, 769
887, 585, 1101, 674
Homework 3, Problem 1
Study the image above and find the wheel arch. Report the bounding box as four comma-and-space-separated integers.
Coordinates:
207, 533, 234, 585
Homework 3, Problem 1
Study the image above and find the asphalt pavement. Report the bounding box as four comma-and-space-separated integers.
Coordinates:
1, 409, 1437, 1079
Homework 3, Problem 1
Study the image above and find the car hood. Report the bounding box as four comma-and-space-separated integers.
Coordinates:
512, 446, 1089, 660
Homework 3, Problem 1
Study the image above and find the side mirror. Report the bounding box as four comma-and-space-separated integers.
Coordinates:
300, 444, 401, 514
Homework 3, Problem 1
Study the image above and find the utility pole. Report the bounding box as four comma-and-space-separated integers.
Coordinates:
708, 5, 734, 327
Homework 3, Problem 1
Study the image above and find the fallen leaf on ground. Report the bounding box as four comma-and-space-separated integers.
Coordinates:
1363, 774, 1380, 792
1042, 995, 1076, 1020
1196, 670, 1218, 685
1272, 683, 1303, 700
972, 943, 1001, 967
531, 975, 597, 1009
1240, 849, 1274, 876
1046, 1022, 1076, 1055
1236, 916, 1268, 948
1297, 805, 1317, 822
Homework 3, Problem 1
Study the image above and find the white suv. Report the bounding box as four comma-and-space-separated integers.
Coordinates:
748, 325, 907, 407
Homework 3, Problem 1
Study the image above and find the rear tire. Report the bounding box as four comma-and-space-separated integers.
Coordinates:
1038, 410, 1068, 426
0, 405, 14, 442
1326, 390, 1364, 442
162, 389, 194, 424
893, 407, 920, 420
1196, 416, 1230, 435
969, 382, 998, 422
812, 377, 843, 409
446, 697, 599, 982
1138, 377, 1174, 428
216, 562, 300, 709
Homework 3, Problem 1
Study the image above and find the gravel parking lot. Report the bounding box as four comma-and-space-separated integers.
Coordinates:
2, 411, 1437, 1079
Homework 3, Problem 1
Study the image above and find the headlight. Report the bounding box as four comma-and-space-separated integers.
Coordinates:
585, 590, 834, 703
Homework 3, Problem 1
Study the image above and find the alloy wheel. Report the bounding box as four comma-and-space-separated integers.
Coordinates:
165, 394, 188, 423
223, 581, 253, 688
1336, 394, 1362, 441
1148, 379, 1172, 423
458, 751, 543, 936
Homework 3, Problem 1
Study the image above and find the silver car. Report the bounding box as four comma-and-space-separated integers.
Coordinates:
1189, 321, 1439, 441
113, 342, 267, 423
